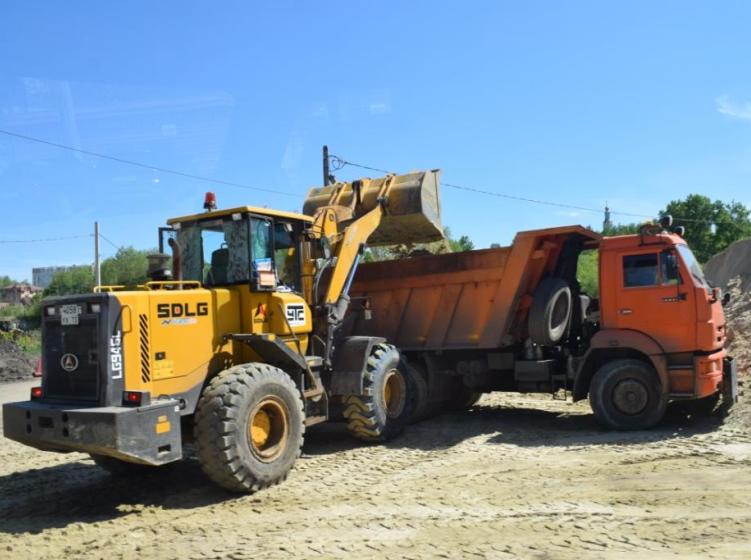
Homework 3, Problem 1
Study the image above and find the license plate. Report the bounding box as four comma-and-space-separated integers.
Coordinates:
60, 304, 82, 326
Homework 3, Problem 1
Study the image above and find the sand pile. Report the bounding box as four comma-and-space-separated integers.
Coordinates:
0, 336, 36, 383
718, 277, 750, 428
704, 237, 751, 291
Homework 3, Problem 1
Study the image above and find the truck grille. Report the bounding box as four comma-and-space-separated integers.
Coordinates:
43, 313, 101, 402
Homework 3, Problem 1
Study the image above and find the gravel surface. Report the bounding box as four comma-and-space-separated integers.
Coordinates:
0, 338, 35, 384
1, 381, 749, 559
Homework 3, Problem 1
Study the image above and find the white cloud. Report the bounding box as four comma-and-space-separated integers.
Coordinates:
716, 95, 751, 121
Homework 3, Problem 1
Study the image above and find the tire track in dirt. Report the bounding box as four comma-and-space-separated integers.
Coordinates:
1, 386, 750, 559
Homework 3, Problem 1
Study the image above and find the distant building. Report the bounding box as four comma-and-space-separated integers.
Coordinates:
0, 283, 42, 306
32, 265, 81, 288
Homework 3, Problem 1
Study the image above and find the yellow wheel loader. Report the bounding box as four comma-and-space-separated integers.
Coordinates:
2, 169, 443, 493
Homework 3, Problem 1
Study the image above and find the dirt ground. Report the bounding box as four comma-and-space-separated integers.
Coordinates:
1, 381, 750, 559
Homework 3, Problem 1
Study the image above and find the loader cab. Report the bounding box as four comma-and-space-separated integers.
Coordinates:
598, 227, 721, 354
163, 205, 312, 295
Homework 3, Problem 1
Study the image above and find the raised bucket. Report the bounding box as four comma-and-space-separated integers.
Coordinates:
302, 170, 444, 246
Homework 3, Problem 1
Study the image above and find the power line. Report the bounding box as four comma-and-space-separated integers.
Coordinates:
98, 233, 123, 252
0, 128, 299, 198
331, 155, 740, 226
0, 234, 92, 244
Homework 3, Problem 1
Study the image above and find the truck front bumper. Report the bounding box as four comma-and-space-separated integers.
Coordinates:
2, 399, 183, 466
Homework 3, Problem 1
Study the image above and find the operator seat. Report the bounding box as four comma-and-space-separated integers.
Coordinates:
210, 248, 229, 284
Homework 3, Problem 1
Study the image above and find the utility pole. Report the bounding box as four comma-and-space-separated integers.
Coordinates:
94, 221, 101, 287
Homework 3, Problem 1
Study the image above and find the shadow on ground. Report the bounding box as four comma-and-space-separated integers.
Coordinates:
0, 456, 232, 534
0, 400, 729, 535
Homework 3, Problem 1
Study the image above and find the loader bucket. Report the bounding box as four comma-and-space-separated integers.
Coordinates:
302, 170, 444, 246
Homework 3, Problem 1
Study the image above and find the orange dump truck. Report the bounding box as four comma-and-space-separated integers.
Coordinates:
346, 221, 737, 429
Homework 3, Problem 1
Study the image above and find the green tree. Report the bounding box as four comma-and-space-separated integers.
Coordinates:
577, 250, 599, 296
661, 195, 751, 262
603, 222, 641, 236
101, 247, 150, 286
0, 275, 15, 287
44, 266, 95, 296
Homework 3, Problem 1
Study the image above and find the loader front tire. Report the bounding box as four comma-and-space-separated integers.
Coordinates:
343, 343, 414, 442
193, 363, 305, 493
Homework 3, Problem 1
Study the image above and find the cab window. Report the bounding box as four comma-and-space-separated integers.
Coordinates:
274, 221, 299, 291
250, 217, 275, 289
623, 251, 682, 288
623, 254, 658, 287
660, 250, 681, 285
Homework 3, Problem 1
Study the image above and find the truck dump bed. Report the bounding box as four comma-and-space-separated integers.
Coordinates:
347, 226, 600, 351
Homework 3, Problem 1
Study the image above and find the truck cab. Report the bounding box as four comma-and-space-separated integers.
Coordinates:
588, 225, 729, 405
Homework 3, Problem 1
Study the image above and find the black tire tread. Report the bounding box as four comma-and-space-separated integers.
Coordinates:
590, 359, 666, 431
193, 363, 305, 493
343, 343, 409, 442
529, 277, 572, 346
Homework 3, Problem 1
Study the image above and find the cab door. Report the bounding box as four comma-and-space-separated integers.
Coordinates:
613, 248, 695, 352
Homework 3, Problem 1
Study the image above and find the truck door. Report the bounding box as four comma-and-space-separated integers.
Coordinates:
614, 248, 695, 353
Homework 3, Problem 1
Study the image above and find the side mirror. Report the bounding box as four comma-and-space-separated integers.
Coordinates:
722, 292, 731, 307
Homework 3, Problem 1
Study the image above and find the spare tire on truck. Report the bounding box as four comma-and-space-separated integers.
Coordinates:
528, 277, 572, 346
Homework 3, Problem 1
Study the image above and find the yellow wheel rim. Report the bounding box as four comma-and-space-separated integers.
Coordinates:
248, 397, 289, 462
383, 369, 407, 418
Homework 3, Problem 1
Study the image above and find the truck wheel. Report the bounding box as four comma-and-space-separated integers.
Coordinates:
529, 277, 572, 346
193, 363, 305, 493
343, 343, 414, 441
590, 359, 667, 430
445, 385, 482, 411
405, 360, 430, 424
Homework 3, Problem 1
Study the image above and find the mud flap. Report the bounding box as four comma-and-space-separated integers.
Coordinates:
723, 357, 738, 406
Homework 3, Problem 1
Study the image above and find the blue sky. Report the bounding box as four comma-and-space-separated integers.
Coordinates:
1, 1, 751, 281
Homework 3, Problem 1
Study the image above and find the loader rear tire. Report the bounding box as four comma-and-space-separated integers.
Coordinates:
343, 343, 414, 442
590, 359, 666, 430
193, 363, 305, 493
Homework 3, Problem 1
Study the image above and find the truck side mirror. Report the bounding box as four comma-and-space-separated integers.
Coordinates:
722, 292, 731, 307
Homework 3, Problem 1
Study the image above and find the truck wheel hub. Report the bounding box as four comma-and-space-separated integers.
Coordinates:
249, 397, 289, 462
383, 369, 407, 418
612, 380, 649, 415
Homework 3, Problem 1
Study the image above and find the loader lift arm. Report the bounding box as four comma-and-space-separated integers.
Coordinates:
303, 170, 444, 366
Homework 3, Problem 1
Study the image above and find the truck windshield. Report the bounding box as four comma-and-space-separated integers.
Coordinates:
676, 244, 708, 288
176, 218, 250, 285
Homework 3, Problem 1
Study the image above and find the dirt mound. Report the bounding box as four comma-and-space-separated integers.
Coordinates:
704, 237, 751, 291
0, 337, 36, 384
723, 277, 751, 429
